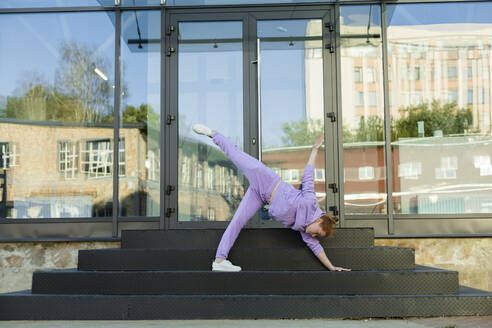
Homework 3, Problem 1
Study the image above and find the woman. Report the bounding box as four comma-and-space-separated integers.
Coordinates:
193, 124, 350, 273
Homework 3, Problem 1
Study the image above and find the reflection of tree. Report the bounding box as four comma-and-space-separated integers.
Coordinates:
282, 101, 473, 146
122, 104, 159, 125
344, 116, 384, 143
4, 41, 117, 123
281, 119, 323, 146
392, 100, 473, 139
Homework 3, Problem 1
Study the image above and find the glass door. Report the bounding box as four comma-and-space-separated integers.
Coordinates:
167, 13, 249, 228
167, 7, 336, 228
251, 9, 337, 227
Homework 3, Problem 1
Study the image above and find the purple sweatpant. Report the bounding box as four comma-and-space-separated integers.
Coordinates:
212, 131, 281, 259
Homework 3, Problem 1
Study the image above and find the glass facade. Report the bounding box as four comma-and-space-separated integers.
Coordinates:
0, 0, 114, 8
340, 5, 386, 215
387, 2, 492, 215
177, 21, 244, 222
0, 1, 490, 238
0, 12, 115, 218
258, 19, 327, 219
119, 10, 161, 217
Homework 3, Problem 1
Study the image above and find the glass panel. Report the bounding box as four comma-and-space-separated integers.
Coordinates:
388, 3, 492, 214
167, 0, 361, 6
258, 19, 326, 221
0, 12, 115, 218
121, 0, 161, 6
0, 0, 114, 8
340, 5, 386, 215
178, 21, 244, 222
119, 10, 160, 217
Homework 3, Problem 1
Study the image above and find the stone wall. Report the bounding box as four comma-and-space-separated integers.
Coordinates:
1, 238, 491, 293
375, 238, 492, 292
0, 241, 120, 293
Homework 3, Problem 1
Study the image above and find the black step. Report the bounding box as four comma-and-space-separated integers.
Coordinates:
78, 247, 415, 271
121, 228, 374, 249
1, 287, 491, 320
32, 267, 458, 296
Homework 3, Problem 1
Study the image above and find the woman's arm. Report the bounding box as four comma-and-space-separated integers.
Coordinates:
307, 134, 323, 166
301, 232, 351, 271
301, 134, 324, 193
316, 250, 351, 271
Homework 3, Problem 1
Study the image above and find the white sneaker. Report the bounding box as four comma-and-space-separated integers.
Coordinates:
192, 124, 213, 137
212, 259, 242, 272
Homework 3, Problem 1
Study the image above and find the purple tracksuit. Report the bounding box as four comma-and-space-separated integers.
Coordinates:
212, 131, 326, 259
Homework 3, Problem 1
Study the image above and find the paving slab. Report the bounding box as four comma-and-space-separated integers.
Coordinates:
0, 317, 491, 328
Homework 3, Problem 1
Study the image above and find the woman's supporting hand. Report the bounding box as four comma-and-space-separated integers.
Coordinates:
316, 250, 351, 272
328, 265, 351, 272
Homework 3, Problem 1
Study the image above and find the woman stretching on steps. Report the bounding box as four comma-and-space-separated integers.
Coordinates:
192, 124, 351, 273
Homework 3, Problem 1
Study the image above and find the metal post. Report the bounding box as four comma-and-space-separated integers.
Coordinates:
160, 7, 167, 230
112, 7, 121, 238
381, 3, 394, 234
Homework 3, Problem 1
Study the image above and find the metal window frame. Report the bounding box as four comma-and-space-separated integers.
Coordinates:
2, 0, 492, 13
0, 1, 491, 241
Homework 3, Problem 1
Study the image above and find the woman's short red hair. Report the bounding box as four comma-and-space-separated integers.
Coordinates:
319, 214, 339, 237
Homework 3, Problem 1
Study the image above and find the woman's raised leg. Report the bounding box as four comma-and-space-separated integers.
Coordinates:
211, 131, 265, 186
193, 125, 280, 199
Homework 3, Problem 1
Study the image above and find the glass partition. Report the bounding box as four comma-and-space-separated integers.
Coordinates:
258, 19, 327, 220
165, 0, 348, 5
121, 0, 161, 6
340, 5, 386, 215
119, 10, 161, 217
0, 0, 114, 8
0, 12, 115, 218
387, 2, 492, 214
177, 21, 244, 222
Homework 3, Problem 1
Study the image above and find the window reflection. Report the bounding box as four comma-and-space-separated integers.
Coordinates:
388, 2, 492, 214
119, 10, 161, 217
340, 5, 386, 215
0, 0, 114, 8
177, 21, 244, 222
0, 12, 115, 218
258, 19, 327, 219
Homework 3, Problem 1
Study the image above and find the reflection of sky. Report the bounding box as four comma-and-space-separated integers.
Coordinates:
0, 0, 114, 8
259, 19, 320, 148
260, 45, 306, 148
121, 10, 160, 112
179, 21, 242, 40
340, 5, 381, 28
166, 0, 332, 5
258, 19, 320, 38
387, 2, 492, 26
178, 21, 244, 147
0, 12, 115, 99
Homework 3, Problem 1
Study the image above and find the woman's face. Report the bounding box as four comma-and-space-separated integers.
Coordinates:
308, 219, 327, 238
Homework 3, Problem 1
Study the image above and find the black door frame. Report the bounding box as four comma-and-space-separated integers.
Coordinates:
165, 5, 338, 229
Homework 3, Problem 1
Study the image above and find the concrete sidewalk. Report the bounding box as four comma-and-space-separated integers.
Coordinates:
0, 317, 491, 328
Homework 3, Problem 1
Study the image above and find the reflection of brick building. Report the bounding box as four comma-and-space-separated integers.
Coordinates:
263, 146, 327, 208
0, 120, 159, 218
177, 138, 245, 222
342, 136, 492, 214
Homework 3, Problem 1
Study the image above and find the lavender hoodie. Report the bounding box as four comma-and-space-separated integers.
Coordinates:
268, 164, 325, 255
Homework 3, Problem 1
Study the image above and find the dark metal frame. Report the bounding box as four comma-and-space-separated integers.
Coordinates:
0, 0, 491, 241
165, 6, 336, 229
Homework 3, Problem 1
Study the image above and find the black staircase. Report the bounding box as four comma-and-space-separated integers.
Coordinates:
1, 228, 491, 320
